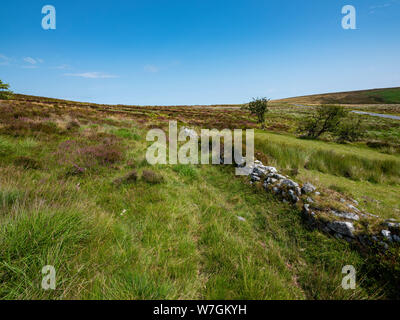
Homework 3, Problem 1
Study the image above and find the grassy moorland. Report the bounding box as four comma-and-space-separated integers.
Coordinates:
275, 87, 400, 105
0, 94, 399, 299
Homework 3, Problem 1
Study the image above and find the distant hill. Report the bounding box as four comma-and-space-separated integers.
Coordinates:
274, 87, 400, 105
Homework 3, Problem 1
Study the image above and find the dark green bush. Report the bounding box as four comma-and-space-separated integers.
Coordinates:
298, 105, 348, 139
242, 98, 269, 129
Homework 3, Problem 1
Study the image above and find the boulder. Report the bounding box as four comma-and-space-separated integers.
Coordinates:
327, 221, 355, 238
301, 183, 316, 194
281, 179, 299, 189
381, 230, 393, 242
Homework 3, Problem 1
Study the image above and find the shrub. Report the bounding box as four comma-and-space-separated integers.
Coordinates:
142, 170, 164, 184
334, 116, 364, 143
57, 136, 124, 169
80, 144, 122, 166
298, 105, 348, 139
114, 170, 138, 186
86, 137, 122, 164
242, 98, 269, 129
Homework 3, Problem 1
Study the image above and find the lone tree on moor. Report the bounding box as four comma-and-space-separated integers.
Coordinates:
243, 97, 270, 129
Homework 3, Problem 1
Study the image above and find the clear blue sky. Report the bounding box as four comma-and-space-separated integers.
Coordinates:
1, 0, 399, 105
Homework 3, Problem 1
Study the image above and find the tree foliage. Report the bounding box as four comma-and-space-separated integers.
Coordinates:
0, 79, 13, 100
298, 105, 348, 139
334, 115, 364, 143
242, 97, 270, 129
298, 105, 364, 142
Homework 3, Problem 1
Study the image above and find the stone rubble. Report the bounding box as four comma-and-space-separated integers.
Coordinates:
231, 157, 400, 250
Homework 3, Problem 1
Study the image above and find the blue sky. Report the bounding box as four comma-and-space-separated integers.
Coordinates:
1, 0, 399, 105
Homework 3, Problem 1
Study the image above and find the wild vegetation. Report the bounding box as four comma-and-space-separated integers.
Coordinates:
242, 97, 270, 129
275, 87, 400, 105
0, 80, 13, 100
0, 88, 399, 299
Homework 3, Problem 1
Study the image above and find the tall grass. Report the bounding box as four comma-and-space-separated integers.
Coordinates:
0, 99, 397, 299
0, 209, 110, 299
255, 135, 400, 184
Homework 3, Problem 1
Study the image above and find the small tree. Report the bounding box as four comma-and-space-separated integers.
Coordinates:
298, 105, 348, 139
242, 97, 269, 129
0, 79, 13, 100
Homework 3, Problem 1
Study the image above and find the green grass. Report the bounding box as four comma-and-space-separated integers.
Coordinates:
298, 169, 400, 220
275, 87, 400, 104
0, 161, 380, 299
171, 164, 199, 179
111, 128, 141, 141
0, 121, 386, 300
254, 131, 400, 219
364, 88, 400, 104
254, 131, 400, 184
0, 97, 399, 299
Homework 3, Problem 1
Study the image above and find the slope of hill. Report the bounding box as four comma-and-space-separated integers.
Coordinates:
0, 95, 399, 299
274, 87, 400, 105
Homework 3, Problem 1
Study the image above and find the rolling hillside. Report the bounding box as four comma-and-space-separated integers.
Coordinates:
274, 87, 400, 105
0, 94, 400, 299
